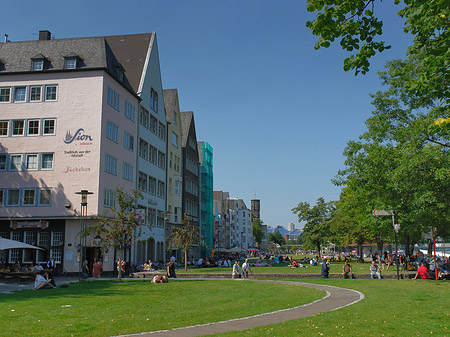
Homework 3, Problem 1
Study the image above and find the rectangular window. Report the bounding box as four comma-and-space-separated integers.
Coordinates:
43, 119, 55, 135
23, 189, 36, 205
10, 154, 22, 170
45, 85, 57, 101
106, 121, 118, 142
38, 232, 49, 246
157, 181, 165, 198
0, 121, 8, 136
149, 176, 156, 195
7, 189, 20, 206
0, 155, 6, 170
105, 154, 118, 175
169, 152, 173, 168
104, 188, 116, 208
123, 131, 134, 151
12, 120, 24, 136
39, 189, 51, 205
125, 101, 135, 121
26, 154, 38, 170
30, 86, 42, 102
64, 58, 76, 69
41, 153, 54, 170
172, 132, 178, 147
9, 249, 21, 263
139, 139, 148, 160
50, 248, 62, 263
150, 88, 158, 112
169, 178, 172, 194
150, 115, 157, 134
14, 87, 27, 102
158, 122, 166, 141
107, 87, 120, 110
148, 208, 156, 227
0, 190, 3, 206
157, 211, 165, 228
149, 146, 157, 165
139, 108, 149, 128
158, 151, 166, 170
138, 172, 147, 192
123, 162, 133, 181
27, 120, 40, 136
0, 88, 11, 102
175, 180, 179, 195
32, 60, 44, 71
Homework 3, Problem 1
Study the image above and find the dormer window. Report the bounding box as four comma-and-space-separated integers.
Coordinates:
31, 54, 47, 71
32, 60, 44, 71
115, 65, 125, 82
64, 54, 82, 70
64, 58, 77, 69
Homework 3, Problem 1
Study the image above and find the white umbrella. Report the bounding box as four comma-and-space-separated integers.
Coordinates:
0, 237, 44, 251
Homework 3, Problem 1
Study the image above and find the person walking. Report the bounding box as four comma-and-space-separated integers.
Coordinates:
321, 257, 330, 278
92, 259, 102, 279
241, 259, 252, 278
232, 260, 241, 279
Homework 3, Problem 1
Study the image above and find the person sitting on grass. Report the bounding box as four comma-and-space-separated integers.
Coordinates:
370, 261, 381, 279
151, 275, 168, 283
288, 260, 298, 268
342, 260, 352, 279
413, 263, 431, 280
33, 271, 56, 290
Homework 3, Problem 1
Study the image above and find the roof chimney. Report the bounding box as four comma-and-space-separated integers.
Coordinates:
39, 30, 52, 41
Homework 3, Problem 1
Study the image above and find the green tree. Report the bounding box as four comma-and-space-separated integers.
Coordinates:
85, 188, 143, 282
251, 214, 265, 247
169, 214, 202, 271
267, 231, 286, 246
306, 0, 450, 108
292, 197, 335, 253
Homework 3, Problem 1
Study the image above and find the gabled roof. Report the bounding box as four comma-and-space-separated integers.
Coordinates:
180, 111, 194, 147
104, 33, 154, 93
163, 89, 179, 123
0, 36, 136, 96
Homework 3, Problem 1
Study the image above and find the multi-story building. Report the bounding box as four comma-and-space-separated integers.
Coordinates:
163, 89, 183, 258
198, 141, 213, 256
213, 191, 252, 250
181, 111, 200, 257
0, 31, 140, 272
105, 33, 168, 265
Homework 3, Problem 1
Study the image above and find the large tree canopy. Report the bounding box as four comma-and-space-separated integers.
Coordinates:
292, 197, 335, 253
306, 0, 450, 109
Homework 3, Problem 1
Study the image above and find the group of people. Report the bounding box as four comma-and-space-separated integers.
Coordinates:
231, 259, 252, 279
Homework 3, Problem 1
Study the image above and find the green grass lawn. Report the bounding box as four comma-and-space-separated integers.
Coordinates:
0, 279, 323, 337
179, 260, 411, 275
212, 279, 450, 337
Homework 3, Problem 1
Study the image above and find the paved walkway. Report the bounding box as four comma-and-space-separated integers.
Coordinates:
116, 279, 364, 337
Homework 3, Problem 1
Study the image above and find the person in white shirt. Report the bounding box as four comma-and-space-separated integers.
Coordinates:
232, 260, 241, 279
33, 272, 56, 290
241, 259, 252, 278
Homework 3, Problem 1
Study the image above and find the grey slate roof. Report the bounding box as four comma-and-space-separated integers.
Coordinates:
104, 33, 154, 93
180, 111, 194, 147
163, 89, 178, 123
0, 36, 136, 96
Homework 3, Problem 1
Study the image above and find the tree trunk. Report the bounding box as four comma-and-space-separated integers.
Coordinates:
358, 245, 364, 263
117, 248, 123, 283
316, 243, 321, 256
184, 248, 188, 272
377, 241, 384, 264
427, 239, 433, 258
404, 232, 411, 257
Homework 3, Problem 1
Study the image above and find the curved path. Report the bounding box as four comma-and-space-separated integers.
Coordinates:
118, 279, 364, 337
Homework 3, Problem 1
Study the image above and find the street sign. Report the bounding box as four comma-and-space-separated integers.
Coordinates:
372, 210, 394, 216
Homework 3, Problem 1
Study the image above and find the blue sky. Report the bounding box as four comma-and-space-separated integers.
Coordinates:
2, 0, 412, 229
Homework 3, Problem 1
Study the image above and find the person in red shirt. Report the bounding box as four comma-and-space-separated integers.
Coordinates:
92, 259, 102, 279
413, 263, 430, 279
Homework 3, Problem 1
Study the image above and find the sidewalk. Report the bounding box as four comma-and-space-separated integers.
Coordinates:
0, 276, 80, 294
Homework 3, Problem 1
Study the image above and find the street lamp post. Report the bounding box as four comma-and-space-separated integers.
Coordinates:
394, 222, 400, 281
75, 190, 93, 281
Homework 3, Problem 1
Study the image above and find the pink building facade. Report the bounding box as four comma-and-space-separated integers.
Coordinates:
0, 34, 140, 273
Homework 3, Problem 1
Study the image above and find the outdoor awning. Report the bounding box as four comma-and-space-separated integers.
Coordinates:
0, 237, 44, 251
